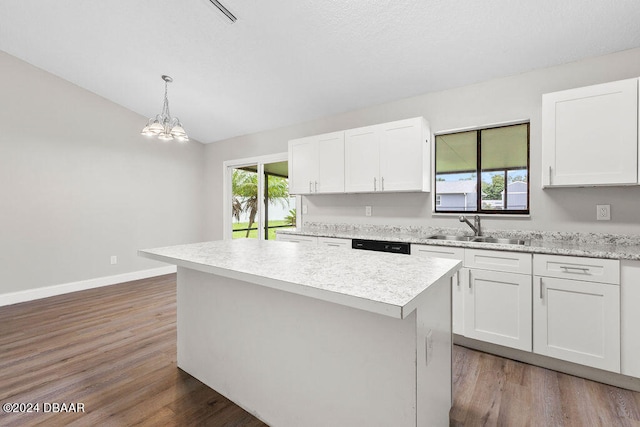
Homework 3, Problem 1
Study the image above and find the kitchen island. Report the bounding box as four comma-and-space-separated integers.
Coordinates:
139, 239, 460, 427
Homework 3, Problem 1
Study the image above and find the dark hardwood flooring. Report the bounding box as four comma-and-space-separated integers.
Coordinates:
1, 274, 638, 426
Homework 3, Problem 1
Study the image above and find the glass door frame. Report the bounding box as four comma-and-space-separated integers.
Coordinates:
222, 152, 299, 240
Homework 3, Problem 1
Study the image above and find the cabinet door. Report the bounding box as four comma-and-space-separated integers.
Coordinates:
344, 125, 380, 192
316, 132, 345, 193
542, 78, 638, 187
289, 136, 318, 194
464, 269, 532, 351
621, 260, 640, 378
533, 276, 620, 372
412, 244, 465, 335
379, 117, 429, 192
453, 268, 466, 335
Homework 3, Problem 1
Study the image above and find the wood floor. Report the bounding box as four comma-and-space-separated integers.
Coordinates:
1, 275, 639, 427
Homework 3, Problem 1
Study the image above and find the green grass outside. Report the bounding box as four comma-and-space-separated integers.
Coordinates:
232, 220, 294, 240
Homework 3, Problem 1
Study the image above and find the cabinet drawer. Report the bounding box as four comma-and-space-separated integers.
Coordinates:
533, 254, 619, 284
276, 234, 318, 245
464, 249, 532, 274
318, 237, 351, 249
412, 244, 464, 260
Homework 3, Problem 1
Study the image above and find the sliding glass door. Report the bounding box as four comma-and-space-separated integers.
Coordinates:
225, 154, 297, 240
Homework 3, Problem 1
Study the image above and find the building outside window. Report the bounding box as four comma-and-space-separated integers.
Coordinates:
434, 122, 529, 214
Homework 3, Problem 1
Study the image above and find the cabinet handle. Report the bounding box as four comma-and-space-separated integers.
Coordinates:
560, 265, 590, 274
327, 244, 340, 247
315, 181, 318, 192
373, 177, 377, 191
539, 277, 544, 299
456, 272, 460, 288
549, 166, 552, 185
309, 181, 313, 192
381, 176, 385, 191
468, 270, 472, 289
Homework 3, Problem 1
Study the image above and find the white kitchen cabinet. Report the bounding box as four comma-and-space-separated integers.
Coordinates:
533, 254, 620, 372
288, 131, 344, 194
533, 276, 620, 373
463, 249, 532, 351
542, 77, 639, 187
275, 234, 318, 245
464, 268, 532, 351
621, 260, 640, 378
345, 117, 430, 193
318, 237, 351, 249
288, 135, 316, 194
412, 245, 465, 335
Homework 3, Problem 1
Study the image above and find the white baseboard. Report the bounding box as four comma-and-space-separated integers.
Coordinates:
0, 266, 177, 308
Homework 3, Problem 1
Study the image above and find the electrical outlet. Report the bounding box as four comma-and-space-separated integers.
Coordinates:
110, 255, 118, 265
365, 206, 372, 217
596, 204, 611, 221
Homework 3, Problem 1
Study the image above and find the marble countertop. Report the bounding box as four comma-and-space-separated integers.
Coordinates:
278, 223, 640, 261
139, 239, 460, 319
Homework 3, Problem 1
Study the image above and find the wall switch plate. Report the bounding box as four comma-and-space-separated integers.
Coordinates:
302, 204, 308, 214
110, 255, 118, 265
365, 206, 372, 217
596, 204, 611, 221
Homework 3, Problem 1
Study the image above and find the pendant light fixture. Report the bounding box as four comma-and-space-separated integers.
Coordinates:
141, 75, 189, 142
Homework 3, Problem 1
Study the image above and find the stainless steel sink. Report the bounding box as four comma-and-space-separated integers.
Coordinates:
470, 236, 530, 245
426, 235, 476, 242
426, 235, 529, 245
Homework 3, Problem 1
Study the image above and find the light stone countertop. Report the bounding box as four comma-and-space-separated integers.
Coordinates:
278, 223, 640, 261
139, 239, 460, 319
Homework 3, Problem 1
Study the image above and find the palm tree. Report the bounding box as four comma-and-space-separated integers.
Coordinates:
232, 170, 290, 238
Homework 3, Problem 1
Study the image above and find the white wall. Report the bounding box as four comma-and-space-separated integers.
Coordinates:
0, 51, 206, 295
205, 47, 640, 239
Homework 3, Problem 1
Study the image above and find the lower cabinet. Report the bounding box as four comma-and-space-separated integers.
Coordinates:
533, 276, 620, 372
621, 260, 640, 378
412, 244, 464, 334
464, 268, 532, 351
278, 237, 632, 379
532, 254, 621, 373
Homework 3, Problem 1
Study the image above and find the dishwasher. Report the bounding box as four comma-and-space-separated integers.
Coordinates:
351, 238, 411, 255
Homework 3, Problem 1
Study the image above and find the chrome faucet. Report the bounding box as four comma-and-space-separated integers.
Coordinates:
459, 215, 482, 236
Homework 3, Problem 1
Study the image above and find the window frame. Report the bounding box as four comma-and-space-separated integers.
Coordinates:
433, 122, 530, 215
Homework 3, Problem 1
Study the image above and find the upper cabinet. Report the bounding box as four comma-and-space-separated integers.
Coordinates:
345, 117, 431, 193
542, 78, 639, 187
289, 117, 430, 195
289, 131, 345, 195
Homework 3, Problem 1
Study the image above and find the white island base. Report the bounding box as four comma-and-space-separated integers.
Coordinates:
177, 267, 451, 427
140, 240, 458, 426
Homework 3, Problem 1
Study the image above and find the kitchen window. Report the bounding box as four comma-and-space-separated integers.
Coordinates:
434, 122, 529, 214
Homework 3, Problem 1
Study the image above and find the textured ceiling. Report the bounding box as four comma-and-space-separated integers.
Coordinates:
1, 0, 640, 144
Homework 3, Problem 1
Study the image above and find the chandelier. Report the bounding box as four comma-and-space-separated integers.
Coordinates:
141, 75, 189, 142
